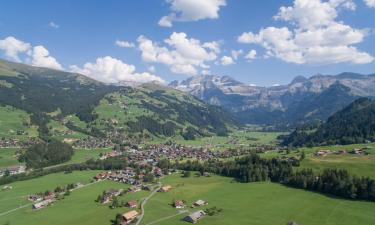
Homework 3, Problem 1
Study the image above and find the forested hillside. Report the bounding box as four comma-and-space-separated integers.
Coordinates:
282, 98, 375, 146
0, 59, 235, 142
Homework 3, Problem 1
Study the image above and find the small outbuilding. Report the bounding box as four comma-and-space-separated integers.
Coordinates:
184, 210, 205, 223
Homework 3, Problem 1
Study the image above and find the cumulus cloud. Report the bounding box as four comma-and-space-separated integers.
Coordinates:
159, 0, 226, 27
70, 56, 164, 84
0, 36, 31, 62
115, 40, 135, 48
231, 49, 243, 60
237, 0, 373, 65
30, 45, 63, 70
364, 0, 375, 8
0, 36, 63, 69
48, 21, 59, 29
245, 50, 257, 61
220, 55, 234, 65
137, 32, 219, 75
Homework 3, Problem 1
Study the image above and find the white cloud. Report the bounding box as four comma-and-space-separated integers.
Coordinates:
220, 55, 234, 65
30, 45, 63, 70
0, 36, 31, 62
115, 40, 135, 48
48, 21, 59, 29
231, 49, 243, 60
159, 0, 226, 27
238, 0, 373, 65
364, 0, 375, 8
70, 56, 164, 84
245, 50, 257, 61
0, 36, 63, 69
137, 32, 219, 75
158, 16, 173, 27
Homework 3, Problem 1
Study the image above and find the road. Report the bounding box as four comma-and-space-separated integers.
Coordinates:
144, 210, 189, 225
135, 182, 162, 225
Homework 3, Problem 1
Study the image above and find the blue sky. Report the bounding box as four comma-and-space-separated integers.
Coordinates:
0, 0, 374, 86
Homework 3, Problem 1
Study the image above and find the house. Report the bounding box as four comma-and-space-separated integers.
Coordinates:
28, 194, 43, 202
203, 172, 210, 177
315, 150, 330, 157
101, 189, 123, 204
174, 200, 185, 209
352, 148, 366, 155
126, 200, 137, 208
122, 210, 139, 223
184, 210, 205, 223
32, 199, 54, 210
2, 185, 12, 191
193, 199, 207, 207
127, 186, 141, 193
159, 185, 172, 193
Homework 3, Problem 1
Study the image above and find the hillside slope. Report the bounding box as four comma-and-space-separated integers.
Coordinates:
282, 98, 375, 146
0, 59, 235, 142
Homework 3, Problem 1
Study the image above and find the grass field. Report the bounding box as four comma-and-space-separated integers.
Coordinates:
140, 174, 375, 225
0, 105, 38, 140
0, 148, 23, 169
0, 170, 149, 225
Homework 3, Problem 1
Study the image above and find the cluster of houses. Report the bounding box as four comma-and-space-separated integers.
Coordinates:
99, 150, 123, 160
29, 182, 84, 210
73, 136, 113, 149
315, 147, 371, 157
0, 138, 37, 148
0, 165, 26, 177
123, 144, 250, 167
94, 168, 140, 185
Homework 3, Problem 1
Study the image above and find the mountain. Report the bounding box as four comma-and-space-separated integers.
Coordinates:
282, 98, 375, 146
0, 59, 235, 142
169, 73, 375, 127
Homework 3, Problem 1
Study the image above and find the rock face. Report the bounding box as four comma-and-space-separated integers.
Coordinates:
169, 73, 375, 126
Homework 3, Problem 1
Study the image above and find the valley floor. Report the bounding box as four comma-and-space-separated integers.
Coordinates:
1, 172, 375, 225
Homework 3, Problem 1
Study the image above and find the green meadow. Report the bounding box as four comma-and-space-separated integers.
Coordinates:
0, 170, 149, 225
0, 148, 23, 169
141, 174, 375, 225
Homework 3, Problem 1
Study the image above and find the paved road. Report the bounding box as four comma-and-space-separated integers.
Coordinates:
135, 182, 162, 225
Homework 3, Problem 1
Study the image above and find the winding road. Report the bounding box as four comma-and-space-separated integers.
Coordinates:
135, 182, 162, 225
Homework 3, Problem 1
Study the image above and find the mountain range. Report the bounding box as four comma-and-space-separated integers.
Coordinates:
169, 73, 375, 127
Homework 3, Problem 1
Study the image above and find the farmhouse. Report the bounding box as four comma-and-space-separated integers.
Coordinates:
184, 210, 205, 223
193, 199, 207, 207
127, 186, 141, 193
28, 194, 43, 202
122, 210, 139, 223
315, 150, 331, 157
174, 200, 185, 209
159, 185, 172, 192
126, 200, 137, 208
101, 189, 123, 204
32, 199, 54, 210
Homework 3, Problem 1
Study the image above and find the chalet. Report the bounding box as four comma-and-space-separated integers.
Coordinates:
28, 194, 43, 202
101, 189, 123, 204
32, 199, 54, 210
315, 150, 330, 157
126, 200, 137, 208
122, 210, 139, 224
184, 210, 205, 223
127, 186, 141, 193
159, 185, 172, 193
2, 185, 12, 191
352, 148, 366, 155
174, 200, 185, 209
193, 199, 207, 207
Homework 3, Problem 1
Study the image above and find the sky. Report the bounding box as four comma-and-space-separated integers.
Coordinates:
0, 0, 375, 86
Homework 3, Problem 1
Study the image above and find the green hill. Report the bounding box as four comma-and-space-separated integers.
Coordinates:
0, 59, 235, 142
282, 98, 375, 146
